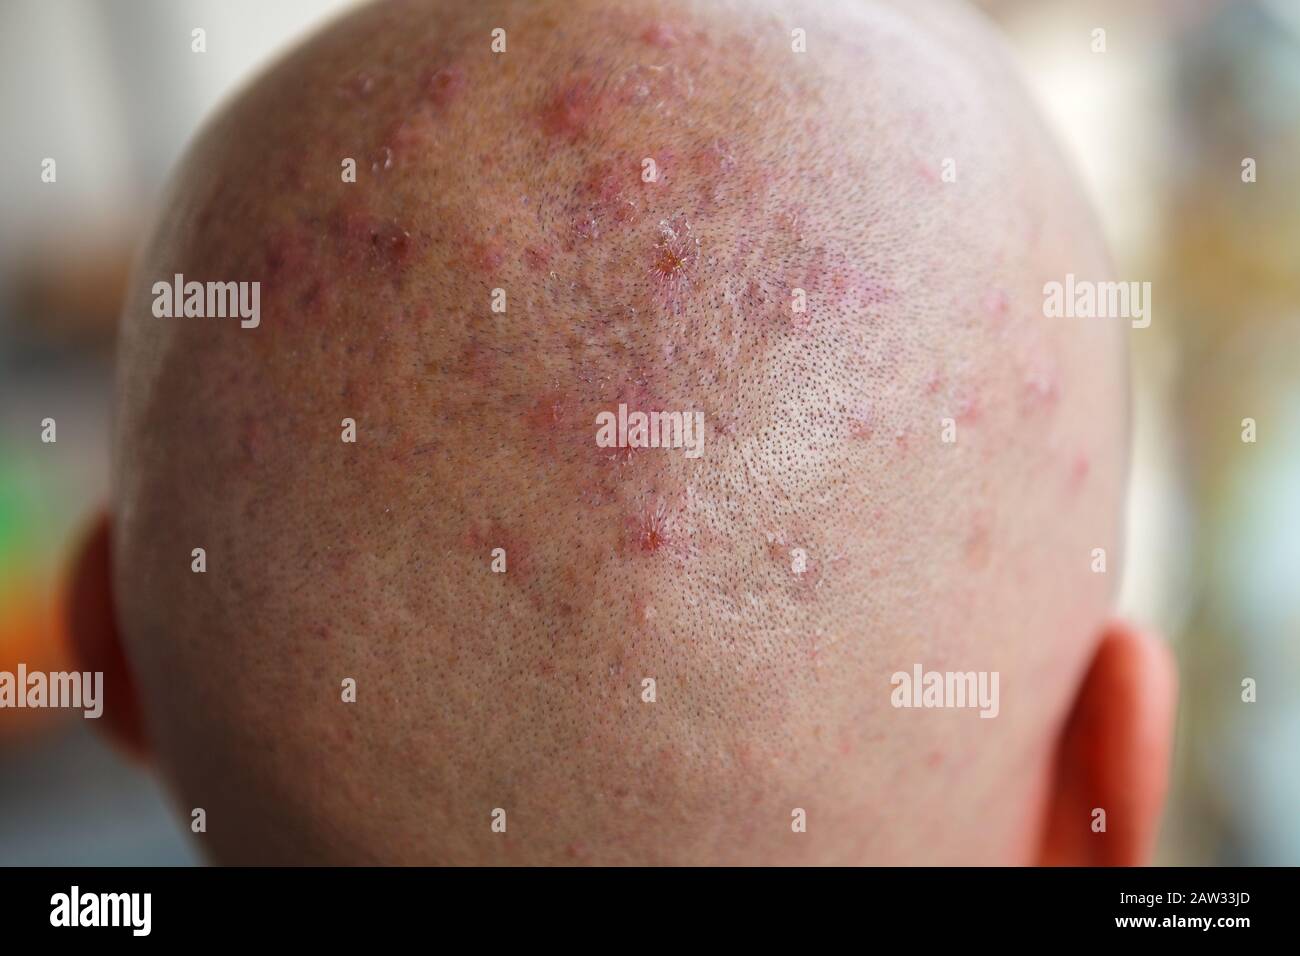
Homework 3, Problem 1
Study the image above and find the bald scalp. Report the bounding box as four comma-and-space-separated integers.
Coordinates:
114, 0, 1125, 864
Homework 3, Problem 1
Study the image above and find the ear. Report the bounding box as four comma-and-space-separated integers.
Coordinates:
1038, 621, 1177, 865
66, 512, 150, 760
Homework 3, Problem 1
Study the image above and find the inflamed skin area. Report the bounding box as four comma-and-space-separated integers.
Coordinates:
64, 0, 1175, 865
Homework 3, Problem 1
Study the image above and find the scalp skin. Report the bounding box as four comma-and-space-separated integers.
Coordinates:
114, 0, 1125, 864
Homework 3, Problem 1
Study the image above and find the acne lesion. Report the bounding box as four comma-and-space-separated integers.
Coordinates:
538, 73, 604, 142
625, 496, 695, 560
649, 215, 700, 308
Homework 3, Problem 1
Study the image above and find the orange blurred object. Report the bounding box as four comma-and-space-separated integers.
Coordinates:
0, 577, 74, 740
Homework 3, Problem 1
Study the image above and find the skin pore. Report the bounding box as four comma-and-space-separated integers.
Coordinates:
70, 0, 1175, 864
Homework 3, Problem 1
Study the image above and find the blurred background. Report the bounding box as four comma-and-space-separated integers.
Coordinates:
0, 0, 1296, 865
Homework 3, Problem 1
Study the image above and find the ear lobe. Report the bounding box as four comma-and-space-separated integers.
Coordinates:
66, 512, 150, 761
1038, 621, 1178, 866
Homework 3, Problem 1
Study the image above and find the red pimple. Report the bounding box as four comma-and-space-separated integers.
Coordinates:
1069, 453, 1090, 490
1022, 368, 1060, 410
539, 75, 601, 142
654, 247, 685, 278
649, 216, 699, 309
370, 220, 412, 265
425, 66, 466, 108
629, 499, 673, 556
330, 204, 414, 269
640, 22, 680, 49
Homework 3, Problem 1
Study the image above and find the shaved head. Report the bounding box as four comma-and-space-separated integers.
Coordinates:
110, 0, 1129, 864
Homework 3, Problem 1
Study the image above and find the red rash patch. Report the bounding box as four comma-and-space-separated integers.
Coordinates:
539, 75, 602, 142
523, 245, 551, 271
368, 220, 413, 266
582, 160, 626, 203
329, 204, 415, 270
524, 388, 570, 434
463, 522, 531, 579
565, 159, 641, 244
472, 240, 506, 272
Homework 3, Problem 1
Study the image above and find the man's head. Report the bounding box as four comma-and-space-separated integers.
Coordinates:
71, 0, 1175, 864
